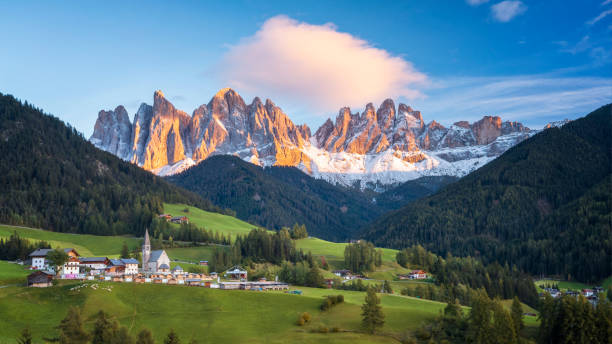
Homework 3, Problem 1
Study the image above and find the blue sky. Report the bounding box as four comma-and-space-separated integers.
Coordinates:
0, 0, 610, 136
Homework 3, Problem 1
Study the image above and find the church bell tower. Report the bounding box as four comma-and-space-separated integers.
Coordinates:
142, 228, 151, 271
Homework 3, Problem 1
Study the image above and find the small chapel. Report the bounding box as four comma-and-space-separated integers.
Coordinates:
142, 229, 170, 273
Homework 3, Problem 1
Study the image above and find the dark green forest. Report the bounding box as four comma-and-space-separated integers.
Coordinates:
0, 93, 220, 236
363, 104, 612, 282
167, 155, 384, 240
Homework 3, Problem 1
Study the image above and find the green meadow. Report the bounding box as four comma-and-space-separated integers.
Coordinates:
163, 203, 258, 238
0, 225, 139, 257
0, 281, 446, 343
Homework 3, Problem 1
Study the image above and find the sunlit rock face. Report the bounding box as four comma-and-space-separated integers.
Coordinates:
91, 89, 535, 189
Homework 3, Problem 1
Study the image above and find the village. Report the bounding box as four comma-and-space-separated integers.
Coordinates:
25, 229, 290, 291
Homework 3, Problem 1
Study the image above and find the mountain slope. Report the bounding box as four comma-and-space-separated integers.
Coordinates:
362, 104, 612, 282
91, 89, 534, 190
0, 92, 221, 236
166, 155, 387, 240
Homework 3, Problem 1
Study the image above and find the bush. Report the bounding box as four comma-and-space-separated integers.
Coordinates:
296, 317, 305, 326
331, 326, 340, 333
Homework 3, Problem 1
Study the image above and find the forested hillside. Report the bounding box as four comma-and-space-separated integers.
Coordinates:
363, 104, 612, 282
0, 93, 220, 236
168, 155, 388, 240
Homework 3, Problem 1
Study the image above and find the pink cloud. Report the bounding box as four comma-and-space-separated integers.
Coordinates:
217, 16, 427, 115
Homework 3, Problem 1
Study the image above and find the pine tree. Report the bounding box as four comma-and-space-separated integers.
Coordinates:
91, 310, 117, 344
510, 296, 524, 336
361, 287, 385, 334
467, 290, 493, 344
120, 242, 130, 259
17, 327, 32, 344
58, 307, 89, 344
491, 300, 518, 344
136, 329, 154, 344
164, 329, 180, 344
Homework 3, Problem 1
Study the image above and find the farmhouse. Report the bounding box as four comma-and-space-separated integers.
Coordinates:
158, 214, 172, 220
27, 270, 54, 287
333, 269, 352, 279
224, 265, 247, 280
170, 216, 189, 224
409, 270, 428, 279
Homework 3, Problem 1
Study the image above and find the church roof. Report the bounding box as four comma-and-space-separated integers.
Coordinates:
159, 264, 170, 269
149, 250, 166, 262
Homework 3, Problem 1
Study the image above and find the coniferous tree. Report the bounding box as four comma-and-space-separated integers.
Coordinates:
91, 310, 117, 344
120, 242, 130, 259
467, 290, 493, 344
163, 329, 180, 344
114, 327, 134, 344
510, 296, 524, 336
58, 307, 89, 344
17, 327, 32, 344
491, 300, 518, 344
136, 329, 154, 344
361, 287, 385, 334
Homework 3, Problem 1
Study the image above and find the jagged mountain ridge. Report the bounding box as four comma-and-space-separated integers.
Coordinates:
90, 89, 535, 188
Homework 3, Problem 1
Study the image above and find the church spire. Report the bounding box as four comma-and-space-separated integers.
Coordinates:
144, 228, 150, 247
142, 228, 151, 271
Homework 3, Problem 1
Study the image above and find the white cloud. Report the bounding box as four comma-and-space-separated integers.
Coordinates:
603, 0, 612, 6
466, 0, 489, 6
412, 75, 612, 128
216, 15, 427, 115
587, 8, 612, 25
491, 1, 527, 22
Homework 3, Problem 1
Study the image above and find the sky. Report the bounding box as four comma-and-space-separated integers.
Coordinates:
0, 0, 611, 136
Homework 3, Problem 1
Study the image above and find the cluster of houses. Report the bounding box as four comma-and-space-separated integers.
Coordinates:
158, 214, 189, 224
26, 230, 288, 291
541, 286, 606, 305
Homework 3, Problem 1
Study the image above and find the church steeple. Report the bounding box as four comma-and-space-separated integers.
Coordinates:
142, 228, 151, 270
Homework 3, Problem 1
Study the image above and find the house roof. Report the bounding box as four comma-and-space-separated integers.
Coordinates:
149, 250, 166, 262
121, 258, 139, 264
80, 257, 108, 263
172, 265, 183, 271
109, 259, 125, 266
159, 264, 170, 269
29, 248, 53, 257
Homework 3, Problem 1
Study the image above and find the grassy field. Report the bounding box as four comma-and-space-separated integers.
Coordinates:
295, 237, 399, 268
0, 225, 139, 257
534, 279, 602, 292
0, 281, 450, 344
164, 203, 258, 238
0, 261, 30, 286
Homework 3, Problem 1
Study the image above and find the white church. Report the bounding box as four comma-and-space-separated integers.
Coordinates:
142, 229, 170, 273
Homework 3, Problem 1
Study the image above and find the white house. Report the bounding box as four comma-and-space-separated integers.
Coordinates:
122, 258, 139, 275
62, 257, 80, 277
80, 257, 110, 273
29, 248, 53, 270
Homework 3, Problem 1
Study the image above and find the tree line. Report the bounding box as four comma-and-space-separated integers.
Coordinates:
396, 244, 539, 307
17, 306, 198, 344
344, 241, 382, 273
0, 231, 50, 261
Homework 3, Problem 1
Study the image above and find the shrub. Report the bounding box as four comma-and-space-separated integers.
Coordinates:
337, 295, 344, 303
331, 326, 340, 333
296, 317, 305, 326
301, 312, 311, 323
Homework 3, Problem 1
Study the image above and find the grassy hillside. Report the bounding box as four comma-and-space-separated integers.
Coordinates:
164, 203, 257, 238
0, 260, 30, 285
0, 281, 456, 343
0, 225, 140, 257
